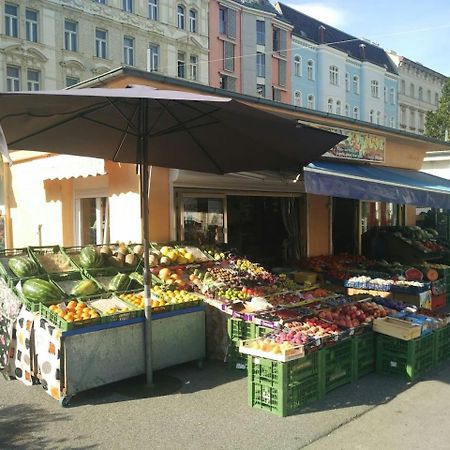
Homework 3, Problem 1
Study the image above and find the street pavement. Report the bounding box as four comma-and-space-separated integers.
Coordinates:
1, 359, 450, 450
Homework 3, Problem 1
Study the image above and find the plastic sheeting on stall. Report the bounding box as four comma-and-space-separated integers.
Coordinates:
304, 161, 450, 209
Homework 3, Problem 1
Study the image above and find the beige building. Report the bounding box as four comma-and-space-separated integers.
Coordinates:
0, 0, 209, 90
387, 51, 448, 135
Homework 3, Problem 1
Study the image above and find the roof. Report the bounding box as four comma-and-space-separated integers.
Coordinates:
69, 66, 450, 150
225, 0, 291, 25
276, 3, 398, 75
392, 54, 448, 80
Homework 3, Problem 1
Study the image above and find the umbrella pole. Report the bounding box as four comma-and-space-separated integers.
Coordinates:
139, 99, 153, 387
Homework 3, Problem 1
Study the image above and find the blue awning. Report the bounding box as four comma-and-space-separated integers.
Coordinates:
304, 161, 450, 209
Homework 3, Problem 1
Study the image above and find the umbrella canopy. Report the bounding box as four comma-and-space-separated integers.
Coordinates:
0, 85, 343, 173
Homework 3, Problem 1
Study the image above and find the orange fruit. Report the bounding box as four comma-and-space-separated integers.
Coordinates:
58, 311, 65, 318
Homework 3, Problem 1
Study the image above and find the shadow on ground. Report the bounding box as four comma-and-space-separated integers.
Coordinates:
0, 403, 97, 449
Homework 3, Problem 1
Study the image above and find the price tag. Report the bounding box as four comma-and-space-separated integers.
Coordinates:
390, 361, 397, 368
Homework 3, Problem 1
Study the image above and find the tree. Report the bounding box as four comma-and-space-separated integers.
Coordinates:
425, 79, 450, 140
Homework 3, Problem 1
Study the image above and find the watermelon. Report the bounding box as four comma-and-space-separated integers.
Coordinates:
70, 279, 100, 297
404, 267, 424, 282
108, 273, 129, 291
79, 246, 104, 269
22, 278, 61, 302
8, 256, 39, 278
129, 272, 145, 285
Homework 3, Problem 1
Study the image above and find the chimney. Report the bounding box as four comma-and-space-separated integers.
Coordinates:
359, 43, 366, 60
318, 25, 326, 43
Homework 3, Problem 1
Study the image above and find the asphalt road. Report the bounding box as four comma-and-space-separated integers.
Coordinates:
1, 360, 450, 450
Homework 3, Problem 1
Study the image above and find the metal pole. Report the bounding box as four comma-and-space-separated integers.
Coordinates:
139, 98, 153, 386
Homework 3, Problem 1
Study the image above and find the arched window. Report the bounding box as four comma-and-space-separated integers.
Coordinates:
294, 90, 301, 107
336, 100, 341, 115
177, 5, 185, 29
435, 92, 439, 105
329, 65, 339, 85
427, 89, 431, 103
389, 116, 395, 128
369, 109, 374, 123
345, 73, 349, 91
353, 106, 359, 119
371, 80, 379, 98
389, 87, 395, 105
410, 83, 415, 98
327, 98, 333, 113
294, 55, 302, 77
345, 104, 349, 117
353, 75, 359, 94
189, 9, 197, 33
307, 60, 314, 80
377, 111, 381, 125
384, 86, 387, 103
400, 80, 405, 94
418, 86, 423, 101
307, 94, 314, 109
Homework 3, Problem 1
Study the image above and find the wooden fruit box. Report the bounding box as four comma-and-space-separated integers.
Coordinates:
239, 338, 305, 362
373, 317, 422, 341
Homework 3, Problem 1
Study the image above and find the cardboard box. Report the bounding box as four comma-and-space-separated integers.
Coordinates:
392, 290, 431, 308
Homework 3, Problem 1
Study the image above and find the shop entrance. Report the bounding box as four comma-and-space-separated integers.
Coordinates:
332, 197, 358, 255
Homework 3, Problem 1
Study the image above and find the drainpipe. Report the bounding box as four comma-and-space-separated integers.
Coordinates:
37, 224, 42, 246
3, 161, 12, 249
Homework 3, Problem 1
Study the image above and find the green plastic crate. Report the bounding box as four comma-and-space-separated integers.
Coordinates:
433, 325, 450, 366
319, 339, 352, 395
28, 245, 79, 275
248, 374, 321, 417
253, 324, 273, 338
351, 331, 375, 381
375, 333, 434, 381
227, 343, 247, 370
0, 248, 39, 284
227, 318, 255, 342
248, 352, 319, 388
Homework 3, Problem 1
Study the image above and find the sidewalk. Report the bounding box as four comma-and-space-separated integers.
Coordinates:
1, 359, 450, 449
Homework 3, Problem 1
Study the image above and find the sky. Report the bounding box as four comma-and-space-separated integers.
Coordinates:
284, 0, 450, 76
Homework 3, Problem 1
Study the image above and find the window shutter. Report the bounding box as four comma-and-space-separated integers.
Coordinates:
224, 41, 234, 71
279, 59, 286, 86
227, 8, 236, 39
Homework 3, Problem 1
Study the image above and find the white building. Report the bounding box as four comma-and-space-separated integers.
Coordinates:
387, 51, 448, 135
0, 0, 209, 90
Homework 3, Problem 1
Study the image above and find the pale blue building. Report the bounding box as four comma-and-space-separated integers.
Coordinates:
276, 3, 399, 128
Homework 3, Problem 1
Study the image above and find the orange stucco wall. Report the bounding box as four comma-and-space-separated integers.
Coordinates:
307, 194, 331, 256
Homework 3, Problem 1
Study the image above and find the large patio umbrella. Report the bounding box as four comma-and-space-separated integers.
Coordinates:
0, 85, 344, 385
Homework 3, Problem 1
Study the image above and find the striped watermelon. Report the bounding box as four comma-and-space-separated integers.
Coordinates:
22, 278, 61, 302
108, 273, 130, 291
79, 246, 104, 269
70, 279, 100, 297
8, 256, 39, 278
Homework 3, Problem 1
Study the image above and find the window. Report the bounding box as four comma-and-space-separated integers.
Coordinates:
256, 20, 265, 45
294, 55, 301, 77
6, 65, 20, 91
384, 114, 387, 126
418, 86, 423, 101
189, 9, 197, 33
384, 86, 387, 103
369, 109, 374, 123
327, 98, 333, 113
410, 110, 416, 129
189, 55, 198, 81
123, 0, 132, 12
95, 29, 108, 59
435, 92, 439, 105
64, 20, 78, 52
336, 100, 341, 115
278, 59, 286, 86
345, 73, 349, 91
5, 3, 19, 38
345, 104, 349, 117
389, 87, 395, 105
294, 91, 301, 107
76, 197, 109, 246
273, 27, 287, 56
220, 75, 236, 91
307, 94, 314, 109
371, 80, 379, 98
256, 52, 265, 78
66, 76, 79, 87
400, 107, 406, 127
123, 36, 134, 65
95, 0, 106, 3
223, 41, 234, 72
177, 5, 185, 29
353, 75, 359, 94
353, 107, 359, 120
148, 44, 159, 72
219, 7, 236, 39
377, 111, 381, 125
418, 111, 424, 130
307, 60, 314, 80
329, 65, 339, 85
26, 9, 38, 42
27, 69, 40, 91
148, 0, 158, 20
177, 52, 185, 78
256, 84, 265, 97
427, 89, 431, 103
272, 88, 282, 102
410, 83, 415, 98
389, 116, 395, 128
400, 80, 405, 94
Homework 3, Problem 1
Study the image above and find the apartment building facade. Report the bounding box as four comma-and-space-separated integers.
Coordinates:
0, 0, 209, 91
387, 52, 447, 135
208, 0, 292, 103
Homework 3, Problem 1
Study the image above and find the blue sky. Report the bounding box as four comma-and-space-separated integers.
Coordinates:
284, 0, 450, 76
